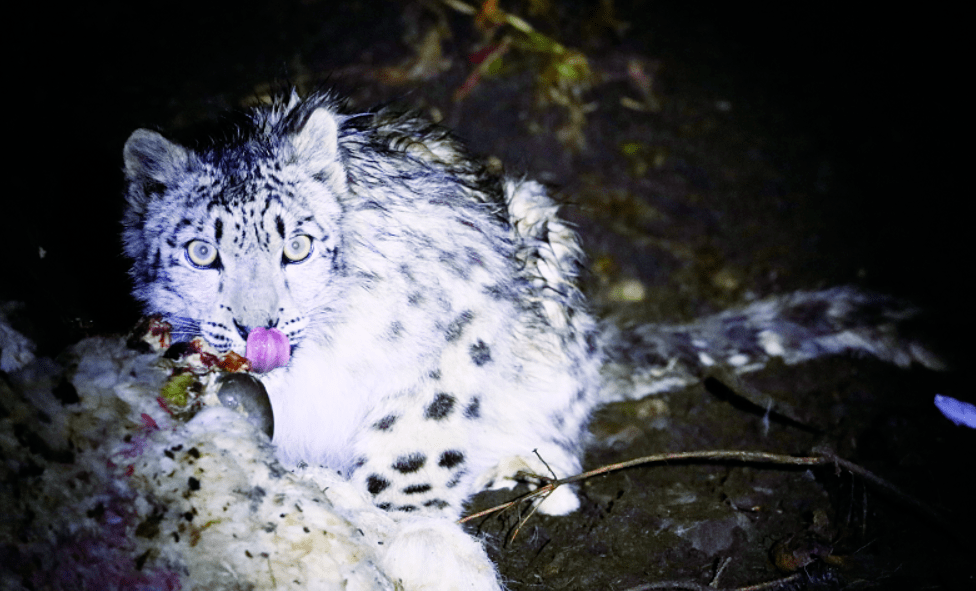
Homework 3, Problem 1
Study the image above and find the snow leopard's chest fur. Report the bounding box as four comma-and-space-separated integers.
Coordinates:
122, 93, 601, 518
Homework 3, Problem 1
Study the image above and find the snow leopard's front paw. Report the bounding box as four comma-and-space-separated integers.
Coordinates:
476, 453, 582, 516
533, 484, 580, 516
381, 516, 502, 591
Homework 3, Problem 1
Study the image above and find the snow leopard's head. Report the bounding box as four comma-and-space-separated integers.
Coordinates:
121, 94, 351, 368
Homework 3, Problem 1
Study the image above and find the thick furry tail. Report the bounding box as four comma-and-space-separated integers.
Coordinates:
600, 287, 944, 401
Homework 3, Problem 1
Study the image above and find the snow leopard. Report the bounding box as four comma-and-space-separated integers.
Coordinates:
121, 91, 940, 532
122, 91, 603, 520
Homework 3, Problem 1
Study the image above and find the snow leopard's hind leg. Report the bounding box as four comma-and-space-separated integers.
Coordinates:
461, 179, 604, 517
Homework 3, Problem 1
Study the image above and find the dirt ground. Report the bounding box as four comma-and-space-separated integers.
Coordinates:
470, 357, 971, 590
4, 1, 972, 589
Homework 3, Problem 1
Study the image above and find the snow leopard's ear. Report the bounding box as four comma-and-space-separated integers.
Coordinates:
290, 107, 346, 190
123, 129, 192, 210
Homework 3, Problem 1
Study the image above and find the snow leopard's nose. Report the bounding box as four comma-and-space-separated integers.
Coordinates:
233, 319, 278, 341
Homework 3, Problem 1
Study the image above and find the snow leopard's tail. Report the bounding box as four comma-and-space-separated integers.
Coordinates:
599, 287, 944, 401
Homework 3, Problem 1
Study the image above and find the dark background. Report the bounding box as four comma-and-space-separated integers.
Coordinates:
5, 2, 967, 357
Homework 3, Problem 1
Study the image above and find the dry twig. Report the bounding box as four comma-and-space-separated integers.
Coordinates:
459, 448, 951, 542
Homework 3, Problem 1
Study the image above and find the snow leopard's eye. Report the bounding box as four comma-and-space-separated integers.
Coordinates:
185, 240, 218, 268
283, 235, 313, 263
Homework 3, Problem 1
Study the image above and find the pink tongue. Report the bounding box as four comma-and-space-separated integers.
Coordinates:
245, 327, 290, 373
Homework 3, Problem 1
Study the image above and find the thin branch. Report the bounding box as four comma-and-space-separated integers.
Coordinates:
459, 449, 952, 539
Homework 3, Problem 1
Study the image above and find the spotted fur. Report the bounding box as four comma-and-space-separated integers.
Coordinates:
122, 92, 940, 588
123, 92, 600, 520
